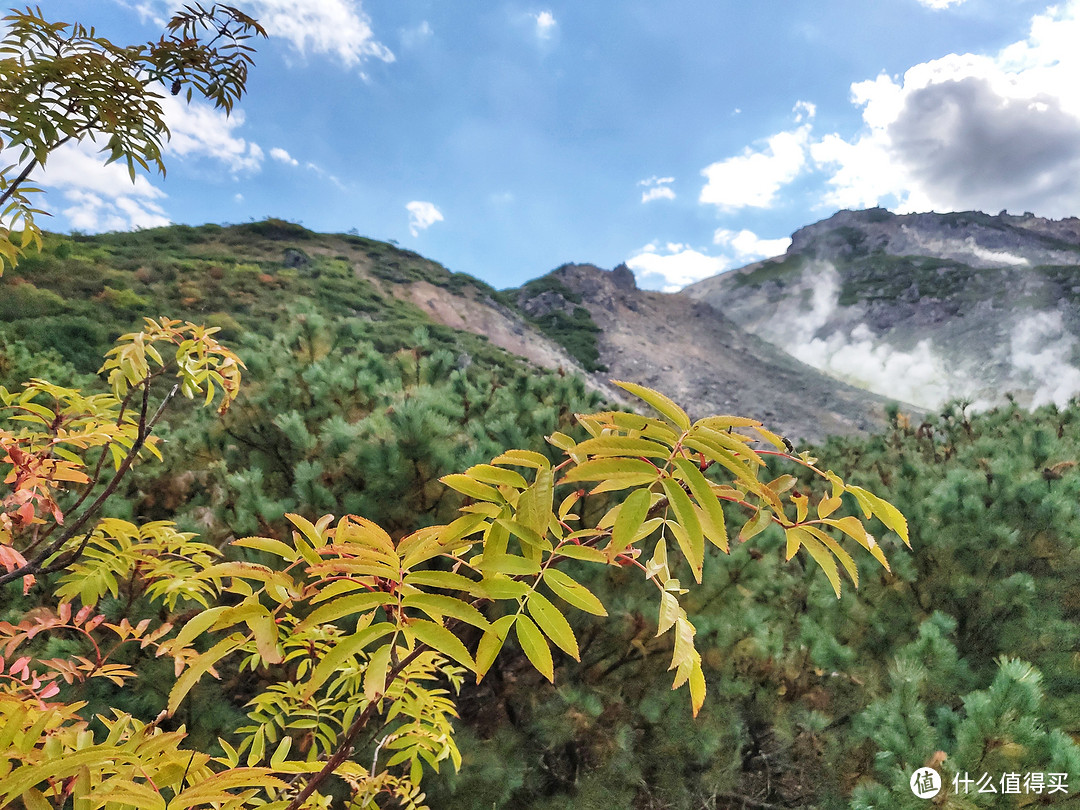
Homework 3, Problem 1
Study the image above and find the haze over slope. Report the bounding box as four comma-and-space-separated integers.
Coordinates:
686, 208, 1080, 410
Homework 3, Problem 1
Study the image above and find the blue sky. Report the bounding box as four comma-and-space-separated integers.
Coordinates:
27, 0, 1080, 290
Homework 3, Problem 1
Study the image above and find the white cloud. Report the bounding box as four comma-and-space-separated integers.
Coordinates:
793, 100, 817, 123
127, 0, 394, 69
534, 11, 557, 39
159, 94, 264, 173
916, 0, 968, 8
813, 1, 1080, 217
406, 201, 444, 236
33, 140, 170, 232
270, 147, 299, 166
642, 186, 676, 203
699, 125, 811, 209
26, 91, 266, 232
713, 228, 791, 259
639, 176, 676, 203
625, 242, 731, 291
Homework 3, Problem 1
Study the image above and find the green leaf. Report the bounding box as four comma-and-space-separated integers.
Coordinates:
302, 623, 396, 699
441, 473, 504, 503
482, 554, 541, 576
168, 634, 247, 715
490, 449, 551, 469
572, 435, 672, 458
689, 658, 706, 717
802, 525, 858, 588
657, 591, 681, 636
364, 642, 393, 702
612, 380, 691, 430
402, 593, 490, 629
466, 464, 527, 489
172, 605, 230, 649
517, 468, 554, 535
543, 568, 607, 616
232, 535, 298, 562
527, 591, 579, 660
609, 488, 652, 562
823, 516, 890, 571
847, 485, 909, 546
403, 569, 483, 595
673, 458, 728, 552
515, 614, 554, 681
297, 592, 395, 631
410, 619, 476, 671
661, 479, 704, 582
250, 609, 282, 664
790, 528, 843, 598
561, 457, 659, 492
475, 615, 516, 680
738, 508, 772, 543
555, 543, 607, 563
476, 575, 530, 600
497, 518, 550, 553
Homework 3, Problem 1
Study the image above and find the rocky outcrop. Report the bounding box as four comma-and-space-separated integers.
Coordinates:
686, 208, 1080, 411
550, 264, 892, 443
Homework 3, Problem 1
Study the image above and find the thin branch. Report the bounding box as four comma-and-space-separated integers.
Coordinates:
0, 157, 40, 209
283, 645, 425, 810
0, 382, 178, 587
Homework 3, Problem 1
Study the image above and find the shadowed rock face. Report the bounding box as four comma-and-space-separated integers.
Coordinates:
548, 263, 894, 444
685, 208, 1080, 411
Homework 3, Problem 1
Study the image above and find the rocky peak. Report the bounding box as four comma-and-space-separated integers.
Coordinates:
611, 262, 637, 291
788, 208, 1080, 269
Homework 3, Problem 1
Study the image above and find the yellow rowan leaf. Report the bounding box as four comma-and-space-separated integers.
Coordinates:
847, 485, 909, 546
608, 488, 652, 562
612, 380, 691, 430
441, 473, 504, 503
409, 619, 475, 671
542, 568, 607, 616
402, 593, 490, 629
475, 615, 516, 680
673, 458, 728, 552
515, 614, 554, 682
527, 591, 579, 660
466, 463, 527, 489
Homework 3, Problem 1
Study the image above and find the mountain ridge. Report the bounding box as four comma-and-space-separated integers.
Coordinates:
686, 207, 1080, 411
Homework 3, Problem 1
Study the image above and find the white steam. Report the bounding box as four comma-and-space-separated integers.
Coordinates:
749, 261, 970, 409
1010, 311, 1080, 408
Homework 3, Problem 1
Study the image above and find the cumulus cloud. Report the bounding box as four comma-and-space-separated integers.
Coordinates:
534, 11, 557, 39
713, 228, 791, 259
159, 94, 264, 173
700, 125, 811, 209
625, 243, 731, 291
125, 0, 394, 69
270, 147, 299, 166
639, 176, 675, 203
406, 201, 444, 236
813, 1, 1080, 217
27, 92, 266, 231
35, 142, 171, 232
